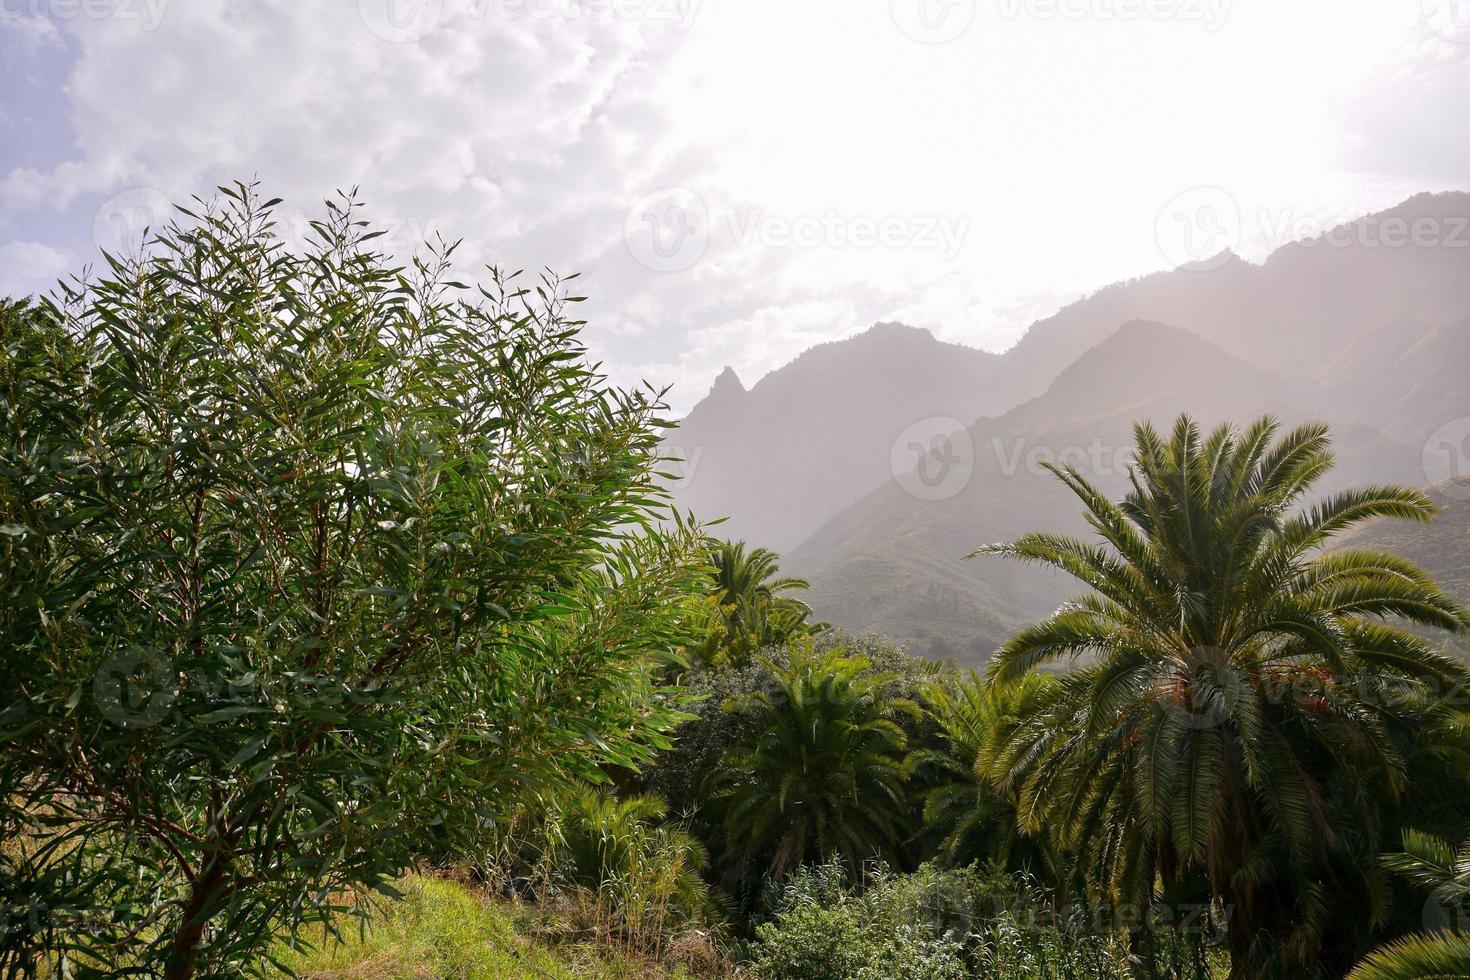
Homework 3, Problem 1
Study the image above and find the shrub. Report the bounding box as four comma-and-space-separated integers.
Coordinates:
750, 863, 991, 980
749, 861, 1221, 980
554, 789, 718, 954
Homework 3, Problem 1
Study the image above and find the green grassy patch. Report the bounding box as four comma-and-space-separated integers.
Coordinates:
273, 876, 694, 980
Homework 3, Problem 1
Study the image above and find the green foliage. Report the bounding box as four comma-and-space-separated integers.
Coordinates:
1378, 829, 1470, 913
1347, 831, 1470, 980
555, 789, 718, 953
271, 873, 718, 979
271, 875, 582, 979
749, 860, 1217, 980
643, 656, 782, 822
750, 863, 979, 980
0, 184, 707, 978
812, 628, 954, 694
646, 629, 942, 823
974, 415, 1470, 977
691, 540, 816, 667
1347, 933, 1470, 980
706, 649, 919, 891
643, 630, 949, 909
906, 671, 1059, 875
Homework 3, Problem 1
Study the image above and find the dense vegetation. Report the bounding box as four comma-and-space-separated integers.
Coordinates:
4, 186, 1470, 978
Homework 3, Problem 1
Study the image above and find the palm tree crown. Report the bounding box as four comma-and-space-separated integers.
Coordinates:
906, 671, 1058, 874
707, 651, 918, 887
697, 540, 816, 665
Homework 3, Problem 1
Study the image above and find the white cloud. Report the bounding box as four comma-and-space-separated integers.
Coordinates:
2, 0, 1468, 411
0, 13, 61, 47
0, 240, 71, 297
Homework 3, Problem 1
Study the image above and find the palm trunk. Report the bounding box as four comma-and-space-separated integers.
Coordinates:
1127, 923, 1156, 979
1223, 886, 1288, 980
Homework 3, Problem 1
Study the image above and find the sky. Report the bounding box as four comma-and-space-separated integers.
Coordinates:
2, 0, 1469, 412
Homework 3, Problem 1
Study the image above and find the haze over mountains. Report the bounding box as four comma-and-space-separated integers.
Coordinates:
667, 191, 1470, 663
667, 324, 1004, 549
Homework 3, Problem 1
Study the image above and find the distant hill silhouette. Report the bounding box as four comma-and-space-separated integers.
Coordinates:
988, 191, 1470, 410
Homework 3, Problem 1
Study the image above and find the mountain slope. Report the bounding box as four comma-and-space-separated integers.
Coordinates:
989, 191, 1470, 410
666, 322, 1003, 550
668, 192, 1470, 556
787, 321, 1423, 663
1318, 314, 1470, 448
1330, 478, 1470, 659
1333, 479, 1470, 606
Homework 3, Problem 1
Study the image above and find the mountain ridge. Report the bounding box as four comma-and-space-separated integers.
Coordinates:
667, 190, 1470, 660
667, 320, 1005, 550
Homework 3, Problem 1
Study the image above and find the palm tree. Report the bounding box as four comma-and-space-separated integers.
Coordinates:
709, 540, 808, 605
905, 671, 1059, 876
697, 540, 816, 665
707, 652, 917, 888
1349, 831, 1470, 980
975, 416, 1470, 978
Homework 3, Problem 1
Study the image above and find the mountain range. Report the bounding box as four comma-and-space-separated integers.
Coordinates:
667, 191, 1470, 663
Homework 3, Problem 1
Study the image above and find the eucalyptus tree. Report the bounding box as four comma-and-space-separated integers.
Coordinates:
0, 185, 706, 978
975, 416, 1470, 978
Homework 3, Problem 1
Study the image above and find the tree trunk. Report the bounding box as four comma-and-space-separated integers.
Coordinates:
163, 858, 229, 980
1223, 893, 1279, 980
1224, 902, 1255, 980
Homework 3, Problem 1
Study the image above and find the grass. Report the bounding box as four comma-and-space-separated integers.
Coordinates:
272, 875, 702, 979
